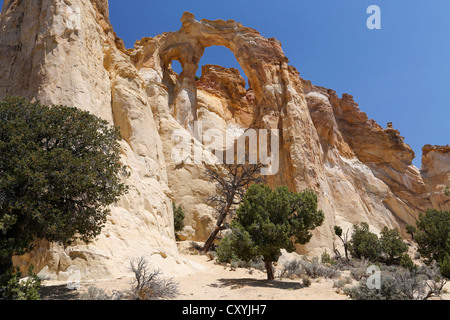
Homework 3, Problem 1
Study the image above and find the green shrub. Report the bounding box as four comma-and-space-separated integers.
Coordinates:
405, 224, 416, 240
321, 250, 336, 265
399, 254, 417, 272
414, 209, 450, 265
216, 184, 324, 280
438, 252, 450, 279
0, 266, 41, 300
172, 201, 185, 236
348, 223, 381, 261
379, 227, 408, 264
0, 97, 128, 278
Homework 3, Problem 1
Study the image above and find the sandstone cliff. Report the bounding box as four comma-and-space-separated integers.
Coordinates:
0, 1, 448, 280
0, 0, 191, 280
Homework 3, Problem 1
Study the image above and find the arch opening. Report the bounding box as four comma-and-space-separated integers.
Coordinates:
196, 45, 250, 89
171, 60, 183, 76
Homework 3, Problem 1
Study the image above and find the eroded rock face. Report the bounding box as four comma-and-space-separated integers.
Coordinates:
421, 145, 450, 210
131, 12, 449, 256
0, 3, 448, 279
0, 0, 197, 280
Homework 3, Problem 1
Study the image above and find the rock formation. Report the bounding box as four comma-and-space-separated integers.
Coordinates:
421, 145, 450, 210
0, 1, 448, 280
0, 0, 189, 280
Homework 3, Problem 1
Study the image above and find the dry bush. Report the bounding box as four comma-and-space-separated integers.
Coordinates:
129, 257, 179, 300
79, 286, 110, 300
344, 263, 447, 300
280, 257, 340, 279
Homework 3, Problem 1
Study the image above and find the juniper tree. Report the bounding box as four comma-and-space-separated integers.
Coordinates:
202, 161, 265, 253
0, 97, 128, 284
348, 223, 381, 261
413, 209, 450, 278
379, 227, 408, 265
172, 201, 185, 233
414, 209, 450, 265
405, 224, 416, 240
216, 184, 324, 280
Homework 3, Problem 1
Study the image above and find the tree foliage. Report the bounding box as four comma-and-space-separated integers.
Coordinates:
172, 201, 185, 233
413, 209, 450, 278
216, 184, 324, 280
346, 223, 408, 265
414, 209, 450, 264
0, 97, 128, 279
202, 161, 265, 253
405, 224, 416, 240
348, 223, 381, 262
0, 266, 41, 300
379, 227, 408, 265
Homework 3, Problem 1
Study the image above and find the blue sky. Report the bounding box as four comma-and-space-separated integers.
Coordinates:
109, 0, 449, 168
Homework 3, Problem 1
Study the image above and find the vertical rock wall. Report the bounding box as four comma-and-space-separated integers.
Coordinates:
0, 0, 190, 280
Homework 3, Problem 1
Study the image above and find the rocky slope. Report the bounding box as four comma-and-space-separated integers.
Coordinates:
0, 1, 448, 280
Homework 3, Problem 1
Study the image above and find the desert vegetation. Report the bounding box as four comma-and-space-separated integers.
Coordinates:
215, 184, 324, 280
0, 97, 128, 300
201, 160, 265, 253
0, 98, 448, 301
330, 219, 449, 300
77, 257, 179, 300
172, 201, 185, 240
199, 157, 450, 299
211, 214, 448, 300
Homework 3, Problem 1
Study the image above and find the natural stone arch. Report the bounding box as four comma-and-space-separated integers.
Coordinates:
134, 12, 290, 134
131, 12, 305, 193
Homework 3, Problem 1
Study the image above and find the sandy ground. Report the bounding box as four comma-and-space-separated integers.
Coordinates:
40, 254, 348, 300
39, 252, 450, 300
172, 255, 348, 300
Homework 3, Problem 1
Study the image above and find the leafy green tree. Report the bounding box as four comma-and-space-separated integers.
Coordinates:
202, 160, 265, 253
379, 227, 408, 265
172, 201, 185, 238
414, 209, 450, 278
0, 266, 41, 300
399, 254, 417, 272
348, 223, 381, 261
216, 184, 324, 280
0, 97, 128, 286
405, 224, 416, 240
438, 252, 450, 279
321, 249, 335, 265
414, 209, 450, 263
